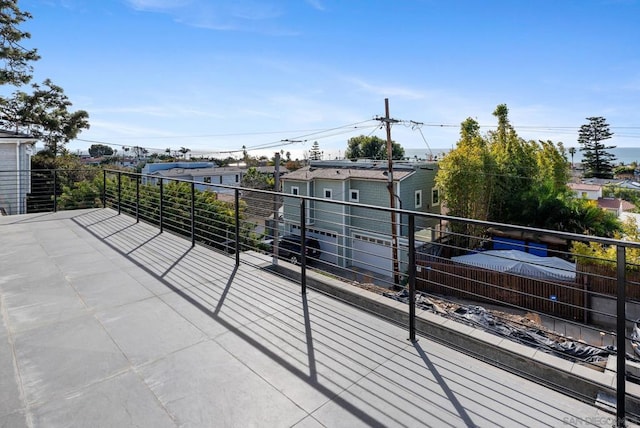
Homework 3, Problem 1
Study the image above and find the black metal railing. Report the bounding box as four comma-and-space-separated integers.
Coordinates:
2, 166, 639, 425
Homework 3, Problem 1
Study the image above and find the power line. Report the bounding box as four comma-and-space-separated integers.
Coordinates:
73, 116, 640, 159
75, 120, 380, 157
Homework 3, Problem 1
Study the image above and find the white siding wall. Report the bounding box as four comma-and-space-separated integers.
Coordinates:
0, 143, 18, 214
0, 142, 33, 214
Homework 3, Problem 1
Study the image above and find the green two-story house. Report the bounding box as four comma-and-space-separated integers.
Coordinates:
280, 160, 441, 276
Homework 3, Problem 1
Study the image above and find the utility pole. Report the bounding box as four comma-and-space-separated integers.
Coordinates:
272, 151, 281, 265
377, 98, 401, 286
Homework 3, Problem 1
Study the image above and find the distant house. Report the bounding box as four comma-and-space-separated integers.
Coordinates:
280, 160, 440, 276
568, 182, 602, 200
615, 180, 640, 191
567, 182, 636, 216
141, 162, 244, 194
141, 161, 214, 178
597, 197, 635, 217
0, 130, 37, 215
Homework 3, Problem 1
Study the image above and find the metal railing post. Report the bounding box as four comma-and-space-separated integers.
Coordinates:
159, 178, 164, 233
117, 172, 121, 215
300, 198, 306, 294
102, 169, 106, 208
234, 188, 240, 266
135, 174, 140, 223
53, 170, 58, 212
617, 245, 627, 427
191, 181, 195, 247
409, 213, 416, 342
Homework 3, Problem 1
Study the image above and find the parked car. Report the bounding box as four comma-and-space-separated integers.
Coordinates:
274, 235, 321, 265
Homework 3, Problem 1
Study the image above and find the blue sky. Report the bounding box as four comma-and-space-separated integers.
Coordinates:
17, 0, 640, 160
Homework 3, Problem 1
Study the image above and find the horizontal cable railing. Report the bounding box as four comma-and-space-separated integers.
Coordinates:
2, 166, 639, 425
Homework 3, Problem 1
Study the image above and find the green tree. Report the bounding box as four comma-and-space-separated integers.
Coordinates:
345, 135, 404, 160
565, 198, 621, 238
0, 3, 89, 157
1, 79, 89, 156
536, 140, 569, 193
436, 118, 492, 221
436, 105, 624, 236
57, 173, 103, 210
572, 216, 638, 270
0, 1, 40, 86
436, 118, 494, 247
568, 147, 576, 169
309, 141, 322, 161
519, 141, 571, 227
132, 146, 148, 159
88, 144, 114, 157
578, 116, 615, 179
241, 167, 274, 190
179, 146, 190, 159
487, 104, 538, 224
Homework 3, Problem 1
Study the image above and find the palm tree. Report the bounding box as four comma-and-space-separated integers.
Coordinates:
179, 147, 191, 160
568, 147, 576, 169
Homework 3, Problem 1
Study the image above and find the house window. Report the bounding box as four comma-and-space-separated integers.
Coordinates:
432, 188, 440, 206
415, 190, 422, 209
581, 191, 588, 198
235, 174, 239, 183
291, 186, 299, 196
203, 177, 211, 184
350, 189, 359, 202
324, 189, 332, 199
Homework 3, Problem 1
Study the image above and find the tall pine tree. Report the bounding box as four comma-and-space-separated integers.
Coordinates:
309, 141, 322, 160
578, 117, 615, 179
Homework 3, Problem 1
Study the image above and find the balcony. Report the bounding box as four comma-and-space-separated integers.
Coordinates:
1, 168, 639, 426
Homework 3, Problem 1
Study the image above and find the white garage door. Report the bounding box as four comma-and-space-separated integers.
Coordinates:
351, 233, 392, 276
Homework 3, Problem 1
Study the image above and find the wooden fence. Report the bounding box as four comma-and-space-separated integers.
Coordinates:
576, 262, 640, 301
417, 259, 585, 321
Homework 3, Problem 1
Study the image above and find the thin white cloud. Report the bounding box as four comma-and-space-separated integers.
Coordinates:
87, 119, 179, 138
305, 0, 325, 11
123, 0, 297, 34
91, 104, 224, 120
344, 76, 426, 100
124, 0, 192, 12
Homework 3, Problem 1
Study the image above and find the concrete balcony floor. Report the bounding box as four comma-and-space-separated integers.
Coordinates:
0, 209, 623, 427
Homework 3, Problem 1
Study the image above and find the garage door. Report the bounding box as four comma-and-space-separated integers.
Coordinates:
351, 233, 392, 276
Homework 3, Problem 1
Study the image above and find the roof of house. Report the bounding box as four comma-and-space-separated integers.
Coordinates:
597, 197, 622, 210
281, 160, 436, 182
615, 180, 640, 190
568, 182, 602, 192
0, 129, 36, 141
152, 167, 243, 177
281, 165, 415, 182
621, 199, 636, 211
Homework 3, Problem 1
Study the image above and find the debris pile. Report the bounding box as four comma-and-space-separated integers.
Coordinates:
382, 289, 614, 364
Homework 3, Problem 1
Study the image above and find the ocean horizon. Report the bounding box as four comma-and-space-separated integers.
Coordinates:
405, 147, 640, 166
